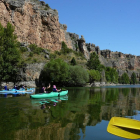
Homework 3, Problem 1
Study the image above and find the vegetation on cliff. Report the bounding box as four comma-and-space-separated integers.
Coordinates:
40, 58, 89, 86
0, 22, 138, 86
0, 22, 22, 83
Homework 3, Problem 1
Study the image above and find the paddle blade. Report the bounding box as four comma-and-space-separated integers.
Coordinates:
107, 117, 140, 139
107, 124, 140, 139
109, 117, 140, 130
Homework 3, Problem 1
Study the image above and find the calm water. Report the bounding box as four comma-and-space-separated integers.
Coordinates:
0, 85, 140, 140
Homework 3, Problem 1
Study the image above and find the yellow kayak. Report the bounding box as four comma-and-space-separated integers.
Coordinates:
109, 117, 140, 130
107, 117, 140, 139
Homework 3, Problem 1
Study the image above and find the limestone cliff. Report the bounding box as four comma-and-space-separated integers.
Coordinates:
1, 0, 140, 84
0, 0, 73, 51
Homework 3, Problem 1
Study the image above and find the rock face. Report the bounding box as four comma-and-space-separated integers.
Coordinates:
0, 0, 74, 51
1, 0, 140, 85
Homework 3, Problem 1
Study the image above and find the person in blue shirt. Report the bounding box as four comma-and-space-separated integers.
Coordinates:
4, 84, 9, 90
53, 85, 61, 92
22, 85, 25, 90
13, 85, 18, 90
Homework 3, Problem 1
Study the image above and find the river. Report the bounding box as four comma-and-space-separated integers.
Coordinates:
0, 85, 140, 140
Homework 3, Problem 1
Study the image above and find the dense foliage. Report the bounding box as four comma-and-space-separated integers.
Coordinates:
88, 69, 101, 83
130, 72, 137, 84
105, 67, 118, 83
119, 72, 130, 84
0, 22, 22, 82
68, 65, 89, 86
40, 59, 89, 86
40, 59, 70, 85
87, 52, 104, 71
70, 57, 77, 65
61, 41, 73, 54
28, 44, 44, 55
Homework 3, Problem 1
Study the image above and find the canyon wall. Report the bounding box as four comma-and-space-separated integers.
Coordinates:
0, 0, 140, 85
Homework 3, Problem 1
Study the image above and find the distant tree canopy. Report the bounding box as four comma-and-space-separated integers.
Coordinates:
70, 57, 77, 65
131, 72, 137, 84
61, 41, 72, 54
119, 73, 130, 84
40, 58, 70, 85
88, 69, 101, 83
86, 52, 105, 71
105, 67, 118, 83
28, 44, 43, 55
68, 65, 89, 86
40, 59, 89, 86
0, 22, 22, 83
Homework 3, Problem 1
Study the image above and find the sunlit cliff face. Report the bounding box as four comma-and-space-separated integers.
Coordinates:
0, 0, 73, 51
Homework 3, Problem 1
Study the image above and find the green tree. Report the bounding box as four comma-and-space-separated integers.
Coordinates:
0, 22, 21, 83
40, 58, 70, 85
61, 41, 72, 54
105, 67, 118, 83
131, 72, 137, 84
68, 65, 89, 86
88, 69, 101, 83
120, 73, 130, 84
28, 44, 43, 54
70, 57, 77, 65
86, 52, 105, 71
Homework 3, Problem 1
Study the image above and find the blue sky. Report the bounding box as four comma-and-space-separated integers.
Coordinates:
44, 0, 140, 56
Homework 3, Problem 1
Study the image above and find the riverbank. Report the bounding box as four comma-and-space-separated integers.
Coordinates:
1, 81, 140, 89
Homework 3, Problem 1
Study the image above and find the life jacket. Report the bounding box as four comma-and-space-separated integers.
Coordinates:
4, 86, 7, 90
53, 88, 57, 92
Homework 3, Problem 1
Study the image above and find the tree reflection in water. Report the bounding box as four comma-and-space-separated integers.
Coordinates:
0, 87, 140, 140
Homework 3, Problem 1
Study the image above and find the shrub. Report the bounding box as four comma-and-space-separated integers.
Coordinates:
28, 44, 43, 54
33, 58, 37, 63
49, 53, 56, 59
29, 52, 33, 57
88, 69, 101, 83
70, 57, 77, 65
44, 4, 50, 10
20, 47, 27, 52
40, 59, 70, 84
68, 65, 89, 86
61, 41, 73, 54
55, 51, 61, 55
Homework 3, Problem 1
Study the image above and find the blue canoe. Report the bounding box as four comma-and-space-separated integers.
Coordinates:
0, 88, 35, 94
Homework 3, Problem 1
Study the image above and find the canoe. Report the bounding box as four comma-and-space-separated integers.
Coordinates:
107, 117, 140, 139
30, 90, 68, 99
0, 88, 35, 94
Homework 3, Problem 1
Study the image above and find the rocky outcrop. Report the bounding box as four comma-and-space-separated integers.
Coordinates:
19, 62, 45, 81
1, 0, 140, 84
0, 0, 74, 51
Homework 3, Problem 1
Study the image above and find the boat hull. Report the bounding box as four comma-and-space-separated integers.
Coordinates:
0, 88, 35, 94
30, 90, 68, 99
107, 117, 140, 139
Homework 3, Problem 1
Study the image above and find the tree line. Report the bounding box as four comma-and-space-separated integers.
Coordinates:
0, 22, 138, 86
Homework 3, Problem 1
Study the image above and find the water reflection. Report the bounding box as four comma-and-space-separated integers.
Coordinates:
0, 87, 140, 140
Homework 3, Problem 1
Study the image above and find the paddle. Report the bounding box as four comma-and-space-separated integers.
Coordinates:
107, 117, 140, 139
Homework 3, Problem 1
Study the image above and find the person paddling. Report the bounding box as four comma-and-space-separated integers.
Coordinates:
52, 85, 61, 92
42, 83, 51, 93
4, 84, 9, 91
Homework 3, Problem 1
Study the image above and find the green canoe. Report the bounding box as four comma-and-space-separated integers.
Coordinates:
30, 90, 68, 99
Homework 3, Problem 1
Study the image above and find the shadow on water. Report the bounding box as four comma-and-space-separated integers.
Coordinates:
0, 86, 140, 140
